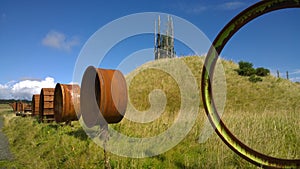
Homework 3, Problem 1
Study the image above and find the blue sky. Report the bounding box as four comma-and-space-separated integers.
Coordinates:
0, 0, 299, 100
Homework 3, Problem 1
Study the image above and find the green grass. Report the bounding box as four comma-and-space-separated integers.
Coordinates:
0, 56, 299, 168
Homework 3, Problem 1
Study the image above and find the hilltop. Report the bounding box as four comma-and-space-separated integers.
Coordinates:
127, 55, 300, 113
123, 55, 300, 160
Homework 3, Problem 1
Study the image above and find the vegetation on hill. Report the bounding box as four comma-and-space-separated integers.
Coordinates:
235, 61, 270, 83
0, 56, 299, 168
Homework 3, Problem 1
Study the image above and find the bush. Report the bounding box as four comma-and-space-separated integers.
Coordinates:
249, 75, 263, 83
236, 61, 256, 76
236, 67, 256, 76
238, 61, 253, 70
256, 67, 270, 77
236, 61, 270, 80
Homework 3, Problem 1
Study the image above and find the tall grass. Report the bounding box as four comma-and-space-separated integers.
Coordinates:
1, 56, 299, 168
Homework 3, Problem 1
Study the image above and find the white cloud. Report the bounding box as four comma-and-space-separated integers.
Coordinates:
42, 30, 79, 52
269, 69, 300, 82
270, 70, 289, 78
171, 2, 208, 15
0, 77, 56, 100
289, 69, 300, 82
290, 76, 300, 82
68, 81, 80, 85
290, 69, 300, 75
0, 84, 12, 99
217, 1, 247, 10
186, 5, 207, 15
173, 1, 247, 15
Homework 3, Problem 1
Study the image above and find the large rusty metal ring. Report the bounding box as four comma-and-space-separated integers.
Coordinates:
54, 83, 81, 123
201, 0, 300, 168
80, 66, 128, 128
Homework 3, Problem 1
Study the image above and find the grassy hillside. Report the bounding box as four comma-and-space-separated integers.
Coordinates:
1, 56, 299, 168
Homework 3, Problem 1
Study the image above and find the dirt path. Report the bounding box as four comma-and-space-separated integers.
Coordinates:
0, 114, 13, 160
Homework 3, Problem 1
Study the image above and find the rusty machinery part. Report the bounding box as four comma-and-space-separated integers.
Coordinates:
54, 83, 81, 123
39, 88, 55, 122
80, 66, 128, 128
31, 94, 40, 116
201, 0, 300, 168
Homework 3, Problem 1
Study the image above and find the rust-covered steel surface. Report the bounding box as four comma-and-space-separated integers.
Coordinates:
39, 88, 55, 122
16, 102, 24, 112
10, 102, 17, 112
54, 83, 80, 123
81, 66, 128, 128
10, 102, 24, 112
31, 94, 40, 116
23, 103, 31, 113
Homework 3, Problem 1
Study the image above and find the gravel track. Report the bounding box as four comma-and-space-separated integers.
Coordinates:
0, 115, 13, 161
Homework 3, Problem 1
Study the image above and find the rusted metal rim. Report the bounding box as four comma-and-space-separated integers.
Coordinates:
80, 66, 128, 128
54, 83, 80, 123
201, 0, 300, 168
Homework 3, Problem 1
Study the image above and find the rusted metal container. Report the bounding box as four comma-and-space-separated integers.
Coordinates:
13, 101, 25, 116
31, 94, 40, 116
21, 103, 32, 117
17, 102, 24, 112
81, 66, 128, 128
10, 102, 17, 112
10, 102, 26, 112
39, 88, 55, 122
24, 103, 31, 112
54, 83, 80, 123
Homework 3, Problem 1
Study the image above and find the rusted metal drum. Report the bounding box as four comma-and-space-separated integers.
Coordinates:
10, 102, 17, 112
39, 88, 55, 122
31, 94, 40, 116
20, 103, 31, 117
80, 66, 128, 128
23, 103, 31, 113
14, 101, 25, 116
54, 83, 80, 123
16, 102, 24, 112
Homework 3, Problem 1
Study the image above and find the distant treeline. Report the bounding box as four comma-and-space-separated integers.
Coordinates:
0, 99, 31, 104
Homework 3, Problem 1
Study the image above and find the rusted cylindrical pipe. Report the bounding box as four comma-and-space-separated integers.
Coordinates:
80, 66, 128, 128
32, 94, 40, 116
54, 83, 80, 123
39, 88, 55, 122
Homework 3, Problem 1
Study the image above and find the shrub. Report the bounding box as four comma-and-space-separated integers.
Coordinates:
238, 61, 253, 70
249, 75, 263, 83
256, 67, 270, 77
236, 61, 256, 76
236, 61, 270, 80
236, 67, 256, 76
